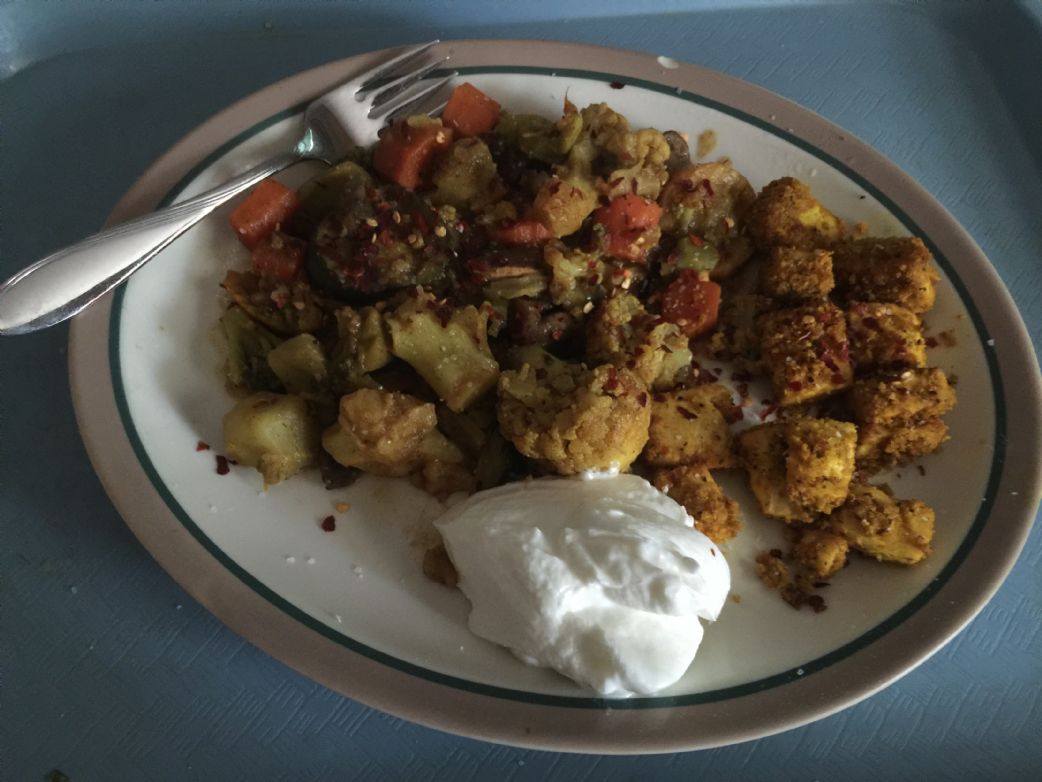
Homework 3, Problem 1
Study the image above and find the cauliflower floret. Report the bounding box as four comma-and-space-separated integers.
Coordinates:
322, 390, 471, 499
497, 360, 651, 474
544, 242, 604, 313
584, 293, 692, 389
568, 103, 671, 199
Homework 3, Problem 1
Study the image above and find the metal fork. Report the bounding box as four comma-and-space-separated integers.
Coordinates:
0, 41, 453, 336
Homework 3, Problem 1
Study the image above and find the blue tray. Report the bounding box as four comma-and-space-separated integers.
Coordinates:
2, 1, 1040, 779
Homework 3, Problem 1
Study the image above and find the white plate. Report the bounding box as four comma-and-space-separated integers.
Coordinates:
69, 40, 1042, 752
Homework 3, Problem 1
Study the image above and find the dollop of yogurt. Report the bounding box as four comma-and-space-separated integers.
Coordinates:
434, 471, 730, 696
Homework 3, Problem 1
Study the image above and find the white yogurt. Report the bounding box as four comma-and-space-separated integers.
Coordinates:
435, 471, 730, 696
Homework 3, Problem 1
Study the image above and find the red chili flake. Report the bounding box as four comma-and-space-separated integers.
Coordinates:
320, 515, 336, 532
637, 392, 648, 407
550, 329, 564, 341
630, 178, 639, 195
816, 307, 835, 324
603, 366, 619, 391
806, 594, 827, 613
625, 358, 637, 369
925, 336, 939, 348
653, 393, 667, 403
677, 406, 698, 420
759, 402, 779, 421
687, 233, 704, 247
701, 178, 715, 197
608, 177, 624, 189
196, 441, 210, 452
786, 381, 803, 392
710, 548, 716, 557
412, 212, 429, 235
862, 316, 880, 330
609, 80, 625, 89
379, 230, 395, 247
215, 455, 230, 475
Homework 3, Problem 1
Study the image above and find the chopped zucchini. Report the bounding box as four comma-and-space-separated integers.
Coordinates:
267, 334, 328, 393
220, 306, 283, 392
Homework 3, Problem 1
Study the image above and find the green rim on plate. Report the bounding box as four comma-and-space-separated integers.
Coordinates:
107, 66, 1006, 710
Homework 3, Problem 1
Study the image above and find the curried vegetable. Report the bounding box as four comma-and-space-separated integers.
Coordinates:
442, 82, 501, 137
229, 178, 300, 249
223, 392, 320, 486
212, 86, 956, 612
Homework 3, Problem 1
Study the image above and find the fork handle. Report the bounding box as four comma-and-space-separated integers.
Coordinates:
0, 150, 303, 335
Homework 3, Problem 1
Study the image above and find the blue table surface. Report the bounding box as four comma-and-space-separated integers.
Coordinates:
2, 1, 1041, 779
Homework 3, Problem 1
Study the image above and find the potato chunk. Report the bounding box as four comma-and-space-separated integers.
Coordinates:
791, 528, 849, 579
643, 384, 736, 468
784, 418, 857, 514
746, 177, 845, 250
223, 392, 320, 486
652, 464, 741, 543
846, 301, 927, 372
386, 289, 500, 412
849, 368, 956, 425
735, 423, 814, 523
497, 361, 650, 475
757, 302, 853, 406
827, 483, 935, 565
760, 246, 834, 302
832, 237, 939, 313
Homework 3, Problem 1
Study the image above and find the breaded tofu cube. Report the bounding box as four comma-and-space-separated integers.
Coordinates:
846, 301, 927, 372
709, 293, 772, 370
827, 483, 935, 565
791, 527, 850, 579
760, 246, 834, 302
832, 237, 939, 313
784, 418, 857, 514
643, 384, 736, 468
849, 368, 956, 425
652, 464, 741, 543
746, 177, 845, 251
735, 423, 814, 523
757, 301, 854, 406
856, 417, 949, 471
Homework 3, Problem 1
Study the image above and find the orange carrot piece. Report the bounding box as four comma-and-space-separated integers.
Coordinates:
250, 231, 306, 282
229, 178, 300, 249
372, 120, 454, 189
442, 83, 501, 137
593, 194, 662, 262
661, 270, 722, 338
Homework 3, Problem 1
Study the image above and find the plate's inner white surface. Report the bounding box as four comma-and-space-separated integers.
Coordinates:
118, 74, 995, 697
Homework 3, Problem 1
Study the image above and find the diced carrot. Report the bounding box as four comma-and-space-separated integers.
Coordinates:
593, 194, 662, 262
372, 120, 454, 189
250, 231, 306, 282
660, 270, 721, 338
442, 83, 501, 137
491, 219, 554, 245
229, 178, 300, 249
